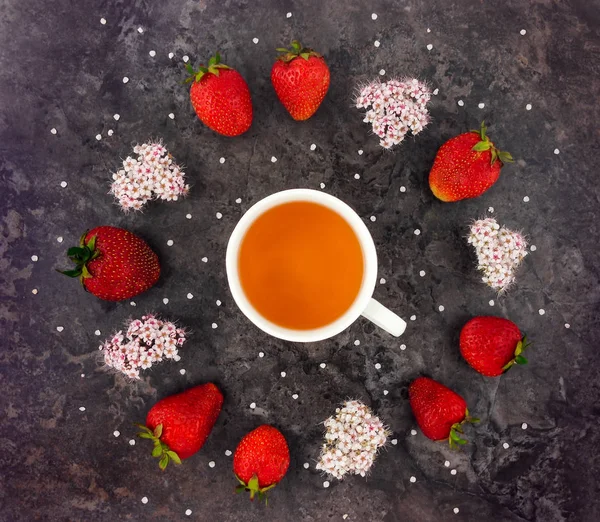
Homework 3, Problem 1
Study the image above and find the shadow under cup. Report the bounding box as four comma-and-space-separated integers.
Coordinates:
226, 189, 378, 343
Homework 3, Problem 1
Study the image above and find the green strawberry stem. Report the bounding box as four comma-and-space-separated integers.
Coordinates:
501, 335, 532, 372
135, 423, 182, 471
275, 40, 322, 63
448, 408, 480, 450
184, 52, 231, 84
57, 231, 100, 285
471, 121, 514, 166
234, 473, 276, 505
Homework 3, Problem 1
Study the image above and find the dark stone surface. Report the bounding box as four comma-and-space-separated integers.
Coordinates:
1, 0, 599, 520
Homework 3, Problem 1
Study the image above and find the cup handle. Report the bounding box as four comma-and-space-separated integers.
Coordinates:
361, 298, 407, 337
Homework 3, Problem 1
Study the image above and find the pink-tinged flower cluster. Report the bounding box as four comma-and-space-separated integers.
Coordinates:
110, 141, 189, 212
100, 314, 187, 379
468, 218, 528, 293
355, 78, 431, 149
316, 400, 389, 480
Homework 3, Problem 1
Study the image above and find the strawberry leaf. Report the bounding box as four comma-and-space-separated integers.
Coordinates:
166, 451, 181, 465
159, 455, 169, 471
276, 47, 289, 52
152, 445, 163, 458
153, 424, 163, 438
515, 355, 528, 365
472, 141, 492, 152
300, 52, 310, 60
498, 150, 514, 163
138, 432, 154, 440
59, 268, 82, 278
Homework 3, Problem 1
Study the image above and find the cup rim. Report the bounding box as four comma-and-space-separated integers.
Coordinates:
225, 189, 377, 342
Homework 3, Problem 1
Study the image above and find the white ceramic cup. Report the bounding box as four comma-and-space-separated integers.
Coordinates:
226, 189, 407, 342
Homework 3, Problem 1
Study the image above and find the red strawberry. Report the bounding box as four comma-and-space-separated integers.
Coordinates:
460, 316, 531, 377
409, 377, 479, 448
271, 40, 330, 121
233, 425, 290, 503
60, 226, 160, 301
429, 121, 514, 202
137, 383, 224, 470
186, 53, 252, 137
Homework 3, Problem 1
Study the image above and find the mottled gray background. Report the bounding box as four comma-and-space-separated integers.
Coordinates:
1, 0, 599, 520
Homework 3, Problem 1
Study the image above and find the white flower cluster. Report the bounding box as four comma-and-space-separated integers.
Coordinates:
468, 218, 528, 293
110, 141, 189, 212
316, 400, 389, 480
355, 78, 431, 149
100, 314, 186, 379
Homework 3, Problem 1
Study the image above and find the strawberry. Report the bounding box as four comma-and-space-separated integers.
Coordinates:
233, 425, 290, 503
185, 53, 252, 137
271, 40, 330, 121
460, 316, 531, 377
409, 377, 479, 448
429, 121, 514, 202
59, 226, 160, 301
136, 383, 224, 470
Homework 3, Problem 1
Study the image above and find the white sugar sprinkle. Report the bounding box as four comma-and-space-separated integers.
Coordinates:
225, 450, 232, 456
149, 50, 156, 57
410, 315, 416, 321
95, 134, 102, 141
526, 103, 532, 111
444, 460, 450, 467
426, 44, 433, 51
79, 406, 86, 411
113, 430, 120, 437
478, 102, 485, 109
129, 439, 135, 446
410, 429, 417, 436
427, 28, 431, 33
400, 186, 406, 192
503, 442, 510, 449
163, 298, 169, 304
130, 301, 136, 306
523, 196, 530, 202
380, 278, 386, 284
185, 509, 192, 516
258, 352, 265, 358
310, 143, 316, 151
391, 439, 398, 445
219, 157, 225, 164
50, 128, 57, 135
374, 363, 381, 370
280, 371, 286, 378
187, 293, 194, 299
208, 461, 215, 468
216, 212, 223, 219
489, 300, 495, 306
320, 363, 326, 368
520, 29, 527, 35
292, 394, 299, 400
168, 52, 174, 59
371, 13, 378, 20
31, 255, 39, 261
216, 300, 222, 306
100, 17, 106, 25
137, 27, 144, 34
303, 462, 310, 469
433, 88, 439, 95
358, 149, 363, 155
201, 257, 208, 263
450, 469, 457, 475
410, 476, 416, 483
565, 323, 570, 329
180, 369, 186, 375
286, 12, 292, 18
457, 100, 464, 107
354, 340, 360, 346
343, 516, 348, 520
323, 481, 330, 488
379, 69, 386, 76
252, 37, 259, 44
354, 173, 361, 180
211, 323, 218, 329
530, 245, 537, 251
31, 289, 38, 294
374, 40, 380, 47
250, 402, 256, 409
539, 309, 545, 315
453, 508, 460, 514
554, 148, 560, 154
94, 330, 101, 336
141, 496, 148, 504
122, 77, 129, 84
113, 114, 120, 120
414, 229, 421, 235
56, 326, 64, 332
182, 55, 189, 63
383, 390, 389, 395
370, 216, 376, 222
271, 156, 277, 163
438, 305, 445, 312
168, 113, 175, 119
167, 239, 174, 246
235, 198, 242, 204
488, 206, 494, 213
400, 344, 406, 351
57, 236, 63, 243
320, 183, 325, 189
107, 129, 114, 136
521, 423, 528, 430
186, 214, 192, 219
419, 270, 426, 277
